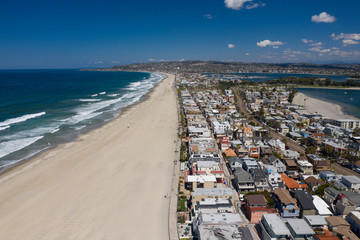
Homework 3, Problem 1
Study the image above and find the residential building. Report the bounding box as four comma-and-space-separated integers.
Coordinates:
273, 188, 300, 218
313, 195, 333, 217
268, 155, 286, 173
286, 218, 315, 239
245, 195, 276, 223
331, 119, 360, 130
294, 190, 317, 217
191, 188, 235, 207
233, 168, 255, 193
297, 160, 314, 175
186, 175, 216, 190
304, 215, 328, 230
250, 168, 270, 191
345, 211, 360, 238
194, 198, 235, 216
319, 171, 337, 182
342, 175, 360, 190
259, 214, 291, 240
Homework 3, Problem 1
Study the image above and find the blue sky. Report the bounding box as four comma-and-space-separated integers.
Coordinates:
1, 0, 360, 68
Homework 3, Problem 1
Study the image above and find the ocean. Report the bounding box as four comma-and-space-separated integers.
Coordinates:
296, 88, 360, 119
0, 69, 165, 170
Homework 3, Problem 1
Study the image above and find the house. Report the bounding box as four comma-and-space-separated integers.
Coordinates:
323, 187, 340, 206
319, 171, 337, 182
305, 176, 324, 191
334, 191, 360, 216
286, 218, 315, 239
233, 168, 255, 193
293, 190, 317, 217
304, 215, 328, 230
267, 171, 282, 189
307, 154, 331, 172
281, 174, 309, 191
250, 168, 270, 191
285, 159, 299, 178
259, 214, 291, 240
191, 188, 235, 207
297, 160, 314, 175
283, 150, 300, 160
248, 145, 260, 158
245, 195, 275, 224
268, 155, 286, 173
193, 198, 235, 216
345, 211, 360, 238
197, 225, 253, 240
242, 158, 258, 172
325, 215, 359, 240
313, 195, 333, 217
186, 175, 216, 190
273, 188, 300, 218
342, 175, 360, 190
192, 161, 225, 183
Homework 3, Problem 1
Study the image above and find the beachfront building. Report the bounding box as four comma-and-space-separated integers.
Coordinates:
188, 125, 211, 138
191, 188, 235, 207
193, 198, 235, 216
186, 175, 216, 190
191, 161, 225, 183
273, 188, 300, 218
259, 214, 291, 240
331, 119, 360, 130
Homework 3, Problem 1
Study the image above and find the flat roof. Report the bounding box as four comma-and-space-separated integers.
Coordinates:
201, 213, 242, 225
304, 215, 327, 226
198, 225, 253, 240
262, 214, 291, 236
343, 175, 360, 184
187, 175, 216, 183
286, 218, 315, 235
192, 187, 234, 196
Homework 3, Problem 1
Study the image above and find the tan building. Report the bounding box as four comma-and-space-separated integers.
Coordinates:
191, 188, 235, 207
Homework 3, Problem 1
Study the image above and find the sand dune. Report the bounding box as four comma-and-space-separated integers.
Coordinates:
0, 73, 178, 239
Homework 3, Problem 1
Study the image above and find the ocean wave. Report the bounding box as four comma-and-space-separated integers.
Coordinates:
51, 128, 60, 134
0, 112, 46, 127
78, 99, 102, 102
91, 94, 98, 97
0, 136, 44, 159
0, 126, 60, 142
99, 91, 106, 95
108, 94, 119, 97
66, 112, 103, 125
0, 126, 10, 131
73, 125, 86, 130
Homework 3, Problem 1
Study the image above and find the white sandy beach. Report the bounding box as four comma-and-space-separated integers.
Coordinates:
0, 73, 178, 239
293, 92, 358, 120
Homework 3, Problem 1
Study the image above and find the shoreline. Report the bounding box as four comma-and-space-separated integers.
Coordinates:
0, 73, 179, 239
296, 86, 360, 90
0, 72, 164, 175
293, 92, 359, 120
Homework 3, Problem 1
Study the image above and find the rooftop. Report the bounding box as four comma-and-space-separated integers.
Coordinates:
192, 187, 234, 196
286, 218, 315, 235
304, 215, 327, 226
262, 214, 291, 236
200, 213, 243, 225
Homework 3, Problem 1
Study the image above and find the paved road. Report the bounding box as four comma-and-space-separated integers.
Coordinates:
331, 162, 360, 177
234, 92, 305, 154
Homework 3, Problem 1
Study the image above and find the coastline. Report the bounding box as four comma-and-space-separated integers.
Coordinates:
0, 73, 179, 239
293, 92, 359, 120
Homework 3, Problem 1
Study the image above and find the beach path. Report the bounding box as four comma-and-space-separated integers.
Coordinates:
0, 74, 178, 239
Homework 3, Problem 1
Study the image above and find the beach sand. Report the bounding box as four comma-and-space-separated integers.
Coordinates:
0, 73, 178, 239
293, 92, 358, 120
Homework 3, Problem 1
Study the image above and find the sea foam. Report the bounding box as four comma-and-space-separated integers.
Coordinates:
0, 112, 46, 127
0, 136, 44, 158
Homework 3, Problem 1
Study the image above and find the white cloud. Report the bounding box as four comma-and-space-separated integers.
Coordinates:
224, 0, 253, 10
228, 44, 235, 49
112, 61, 120, 64
245, 3, 259, 9
328, 50, 360, 57
331, 33, 360, 46
257, 40, 285, 48
309, 46, 332, 53
302, 39, 313, 44
203, 14, 213, 19
331, 33, 360, 40
311, 12, 336, 23
245, 53, 250, 56
342, 39, 359, 46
